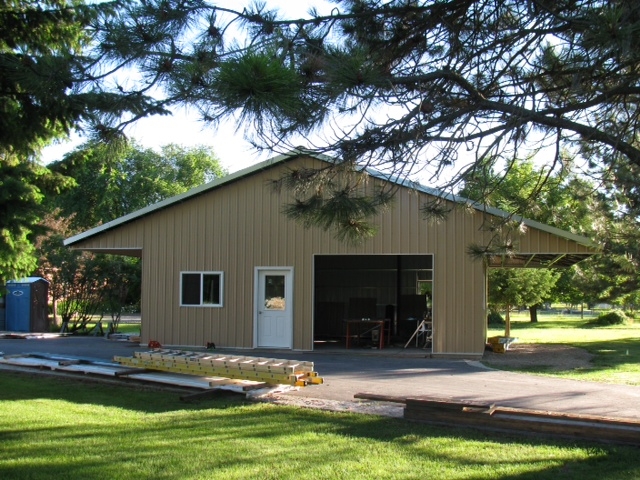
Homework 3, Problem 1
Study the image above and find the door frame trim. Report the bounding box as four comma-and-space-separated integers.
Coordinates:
253, 266, 294, 348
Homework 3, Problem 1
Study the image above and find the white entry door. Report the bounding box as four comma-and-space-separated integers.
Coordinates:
256, 268, 293, 348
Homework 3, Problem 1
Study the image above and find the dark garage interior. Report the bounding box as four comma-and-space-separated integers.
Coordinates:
313, 254, 433, 348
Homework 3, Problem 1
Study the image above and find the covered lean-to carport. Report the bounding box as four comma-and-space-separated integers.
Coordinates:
64, 151, 596, 358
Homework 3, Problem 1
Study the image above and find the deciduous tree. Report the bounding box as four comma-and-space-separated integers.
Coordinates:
489, 268, 559, 334
460, 157, 600, 321
37, 142, 225, 331
48, 141, 226, 230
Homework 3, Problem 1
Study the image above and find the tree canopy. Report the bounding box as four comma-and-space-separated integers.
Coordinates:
0, 0, 167, 155
49, 141, 226, 231
5, 0, 640, 257
0, 0, 165, 283
36, 142, 225, 328
461, 155, 640, 310
488, 268, 559, 330
90, 0, 640, 239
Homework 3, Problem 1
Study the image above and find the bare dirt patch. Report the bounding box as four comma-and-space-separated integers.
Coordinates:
482, 343, 594, 371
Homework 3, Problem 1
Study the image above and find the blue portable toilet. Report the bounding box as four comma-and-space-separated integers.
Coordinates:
5, 278, 49, 332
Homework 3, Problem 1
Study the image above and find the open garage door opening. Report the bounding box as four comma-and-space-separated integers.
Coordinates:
313, 254, 433, 350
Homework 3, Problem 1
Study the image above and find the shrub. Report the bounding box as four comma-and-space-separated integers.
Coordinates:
588, 310, 629, 327
487, 311, 505, 325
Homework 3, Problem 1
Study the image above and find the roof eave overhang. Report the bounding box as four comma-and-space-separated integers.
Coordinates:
65, 246, 142, 257
486, 252, 596, 269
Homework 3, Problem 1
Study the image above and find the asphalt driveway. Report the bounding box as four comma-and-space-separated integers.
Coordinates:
1, 335, 639, 420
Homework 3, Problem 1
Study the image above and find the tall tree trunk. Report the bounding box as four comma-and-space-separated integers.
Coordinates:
529, 304, 538, 323
504, 305, 511, 337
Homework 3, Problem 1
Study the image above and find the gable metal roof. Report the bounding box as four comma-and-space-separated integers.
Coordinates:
64, 148, 596, 251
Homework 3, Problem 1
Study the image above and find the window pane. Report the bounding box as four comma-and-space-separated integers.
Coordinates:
182, 273, 201, 305
264, 275, 285, 310
202, 274, 221, 305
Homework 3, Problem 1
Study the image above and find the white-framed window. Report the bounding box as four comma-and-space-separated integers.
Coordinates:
180, 271, 224, 307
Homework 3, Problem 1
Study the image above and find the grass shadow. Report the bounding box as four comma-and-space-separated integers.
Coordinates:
0, 370, 246, 414
507, 318, 594, 330
574, 337, 640, 370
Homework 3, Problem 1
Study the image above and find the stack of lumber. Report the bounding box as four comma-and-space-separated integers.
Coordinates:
113, 350, 323, 387
403, 397, 640, 446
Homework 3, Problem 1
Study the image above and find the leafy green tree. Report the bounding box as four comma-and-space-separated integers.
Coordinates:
48, 141, 226, 230
98, 255, 140, 333
464, 156, 640, 310
552, 268, 592, 314
615, 290, 640, 314
489, 268, 559, 335
35, 214, 100, 331
1, 0, 167, 153
0, 159, 44, 283
460, 157, 600, 321
463, 156, 640, 316
587, 204, 640, 301
91, 0, 640, 240
8, 1, 640, 260
37, 142, 225, 331
35, 211, 140, 333
460, 157, 598, 235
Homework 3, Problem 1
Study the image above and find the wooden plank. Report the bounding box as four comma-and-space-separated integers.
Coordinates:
207, 378, 268, 390
405, 398, 640, 428
1, 357, 61, 369
179, 389, 244, 402
406, 397, 493, 411
403, 397, 640, 446
126, 372, 213, 389
1, 353, 310, 391
354, 393, 409, 404
493, 406, 640, 428
462, 404, 497, 415
56, 364, 122, 376
115, 368, 151, 377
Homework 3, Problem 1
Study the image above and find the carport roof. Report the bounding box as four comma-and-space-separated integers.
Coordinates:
64, 149, 597, 266
485, 253, 594, 269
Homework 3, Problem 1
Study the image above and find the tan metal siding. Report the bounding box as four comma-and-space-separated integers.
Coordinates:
518, 227, 592, 254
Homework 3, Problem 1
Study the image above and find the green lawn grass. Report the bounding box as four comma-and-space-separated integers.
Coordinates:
58, 321, 141, 335
114, 323, 141, 335
1, 372, 638, 480
487, 313, 640, 385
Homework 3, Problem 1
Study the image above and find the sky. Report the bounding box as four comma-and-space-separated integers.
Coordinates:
42, 0, 334, 174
